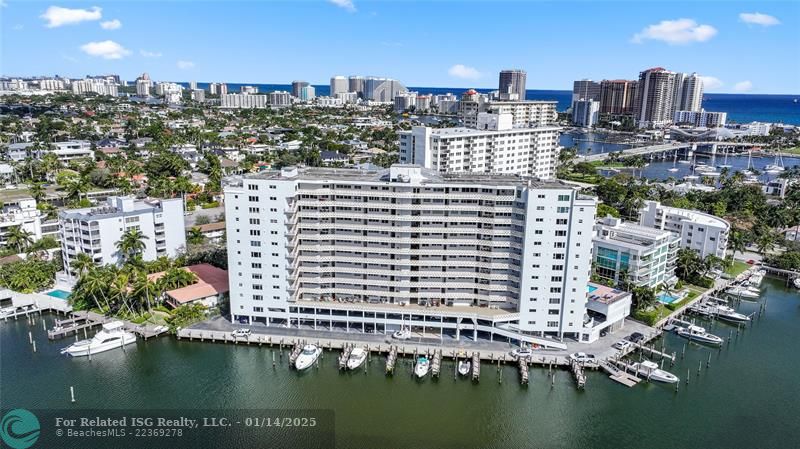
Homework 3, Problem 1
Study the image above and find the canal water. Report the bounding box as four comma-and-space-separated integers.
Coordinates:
1, 278, 798, 448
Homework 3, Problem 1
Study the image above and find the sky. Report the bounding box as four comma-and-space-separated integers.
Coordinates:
1, 1, 799, 94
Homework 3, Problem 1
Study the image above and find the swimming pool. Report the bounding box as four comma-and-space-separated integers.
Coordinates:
46, 289, 71, 300
657, 292, 681, 304
587, 285, 598, 294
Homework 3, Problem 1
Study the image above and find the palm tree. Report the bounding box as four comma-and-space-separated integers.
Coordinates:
72, 252, 95, 276
131, 270, 160, 315
755, 232, 777, 256
186, 227, 205, 245
728, 228, 747, 260
675, 248, 701, 281
5, 226, 34, 253
159, 267, 197, 291
701, 255, 724, 279
28, 182, 45, 202
115, 229, 149, 264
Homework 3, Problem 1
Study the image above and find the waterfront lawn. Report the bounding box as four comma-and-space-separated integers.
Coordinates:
560, 172, 603, 184
725, 260, 750, 277
783, 147, 800, 156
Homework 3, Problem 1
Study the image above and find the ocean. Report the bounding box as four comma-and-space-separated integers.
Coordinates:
182, 82, 800, 125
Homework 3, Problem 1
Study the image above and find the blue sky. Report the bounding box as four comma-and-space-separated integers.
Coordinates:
1, 1, 798, 93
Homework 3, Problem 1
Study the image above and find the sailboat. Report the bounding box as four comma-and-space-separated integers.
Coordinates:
683, 154, 700, 181
718, 147, 732, 169
668, 150, 679, 172
743, 150, 759, 178
765, 152, 785, 174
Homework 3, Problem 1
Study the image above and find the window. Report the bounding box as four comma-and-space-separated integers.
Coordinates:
558, 194, 570, 202
253, 307, 264, 312
252, 263, 262, 269
250, 230, 261, 236
555, 230, 567, 237
550, 287, 562, 293
547, 321, 558, 327
251, 252, 261, 258
253, 295, 263, 300
249, 218, 260, 225
250, 241, 261, 247
548, 309, 560, 315
248, 196, 259, 202
551, 276, 562, 282
552, 264, 564, 271
549, 298, 561, 304
556, 219, 567, 225
249, 207, 259, 213
252, 284, 263, 290
557, 207, 569, 213
248, 184, 259, 191
554, 242, 566, 248
252, 273, 262, 279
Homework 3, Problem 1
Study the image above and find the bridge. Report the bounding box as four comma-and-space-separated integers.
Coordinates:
580, 141, 760, 163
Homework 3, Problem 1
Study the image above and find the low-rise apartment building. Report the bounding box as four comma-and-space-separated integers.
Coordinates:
638, 200, 729, 259
60, 196, 186, 273
593, 216, 680, 289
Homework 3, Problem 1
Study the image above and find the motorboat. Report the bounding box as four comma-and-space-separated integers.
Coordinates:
677, 325, 724, 346
458, 360, 471, 376
392, 328, 411, 340
61, 321, 136, 357
632, 360, 679, 383
346, 347, 368, 370
414, 357, 430, 378
725, 286, 759, 299
794, 278, 800, 289
294, 344, 322, 370
712, 305, 751, 323
748, 274, 763, 287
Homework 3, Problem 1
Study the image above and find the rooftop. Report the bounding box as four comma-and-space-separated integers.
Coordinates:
587, 282, 631, 305
149, 264, 229, 305
237, 164, 587, 191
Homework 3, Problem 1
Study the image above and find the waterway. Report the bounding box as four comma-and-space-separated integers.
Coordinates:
1, 278, 798, 448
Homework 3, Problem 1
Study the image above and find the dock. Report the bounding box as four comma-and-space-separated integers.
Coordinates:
288, 342, 303, 367
570, 360, 587, 389
599, 361, 641, 388
47, 311, 107, 340
385, 346, 398, 375
632, 341, 675, 362
518, 359, 529, 385
431, 349, 442, 378
338, 344, 353, 370
471, 352, 481, 381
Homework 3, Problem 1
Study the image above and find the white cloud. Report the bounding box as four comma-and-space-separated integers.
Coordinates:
140, 49, 162, 58
41, 6, 102, 28
80, 40, 130, 59
329, 0, 356, 12
448, 64, 481, 80
734, 81, 753, 92
100, 19, 122, 30
699, 76, 723, 90
177, 60, 195, 70
632, 18, 717, 45
739, 12, 780, 27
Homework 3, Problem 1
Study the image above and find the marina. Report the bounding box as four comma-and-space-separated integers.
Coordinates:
1, 276, 797, 448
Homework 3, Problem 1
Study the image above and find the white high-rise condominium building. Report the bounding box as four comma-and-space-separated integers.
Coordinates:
241, 85, 259, 94
363, 77, 407, 102
39, 79, 65, 91
59, 196, 186, 273
209, 83, 218, 95
220, 93, 269, 109
189, 81, 197, 90
330, 76, 348, 96
224, 165, 596, 345
268, 91, 292, 106
677, 72, 703, 113
136, 79, 152, 97
291, 81, 309, 98
482, 101, 559, 128
638, 200, 729, 259
498, 69, 527, 101
191, 89, 205, 102
572, 99, 600, 127
398, 113, 561, 179
71, 79, 118, 96
299, 85, 315, 101
348, 76, 365, 98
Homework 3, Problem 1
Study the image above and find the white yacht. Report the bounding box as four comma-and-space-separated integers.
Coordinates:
725, 286, 759, 299
294, 344, 322, 370
632, 360, 679, 383
677, 325, 724, 346
414, 357, 430, 378
458, 360, 471, 376
668, 150, 679, 172
794, 278, 800, 289
748, 274, 764, 287
712, 305, 751, 323
61, 321, 136, 357
392, 328, 411, 340
346, 347, 368, 370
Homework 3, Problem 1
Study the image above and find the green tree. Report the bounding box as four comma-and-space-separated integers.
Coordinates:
115, 229, 149, 264
187, 227, 205, 245
5, 226, 34, 253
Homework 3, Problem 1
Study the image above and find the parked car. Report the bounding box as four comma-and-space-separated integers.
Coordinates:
626, 332, 644, 343
510, 348, 533, 359
568, 352, 596, 363
231, 329, 252, 338
613, 340, 632, 351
